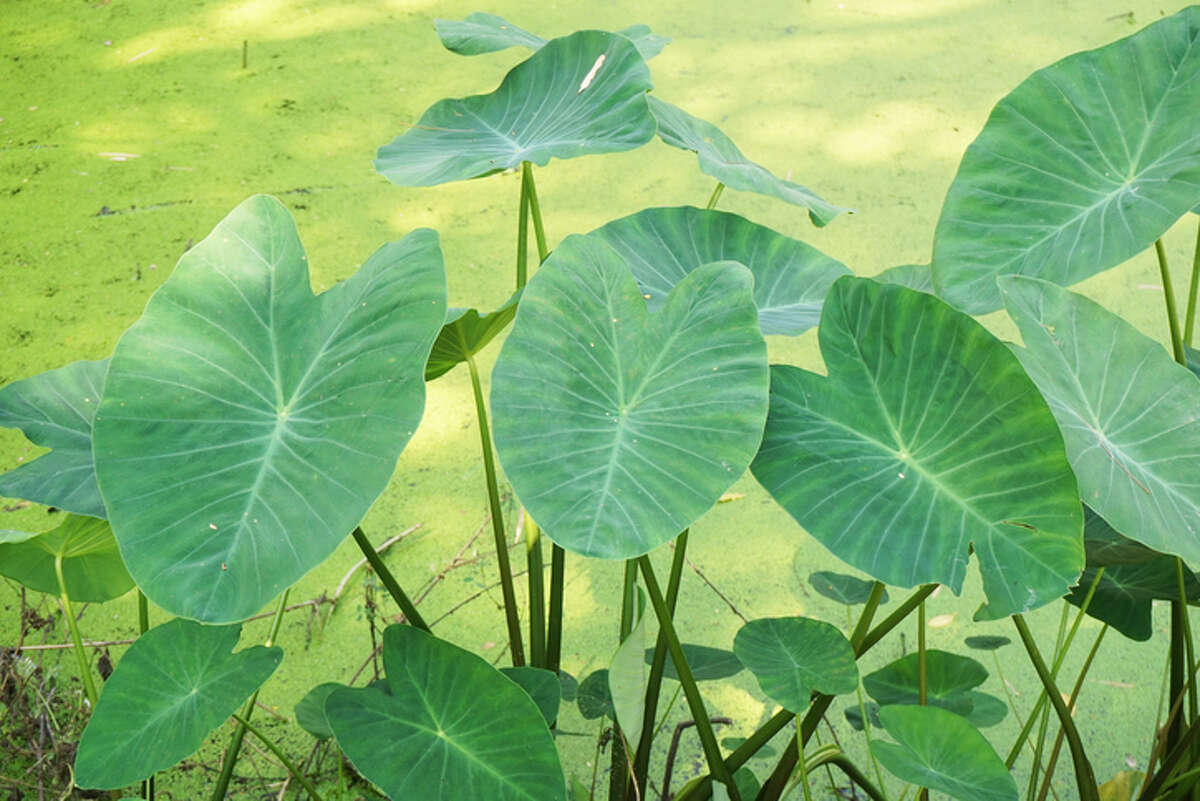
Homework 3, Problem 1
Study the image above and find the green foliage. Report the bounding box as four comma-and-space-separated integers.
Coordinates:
0, 514, 132, 602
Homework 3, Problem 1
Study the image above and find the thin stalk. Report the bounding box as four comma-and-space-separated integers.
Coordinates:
855, 584, 937, 654
1170, 598, 1187, 756
916, 601, 928, 801
137, 591, 155, 801
637, 555, 742, 801
610, 561, 639, 801
706, 182, 725, 210
526, 512, 546, 667
1185, 217, 1200, 346
466, 354, 525, 666
802, 746, 890, 801
1028, 687, 1054, 800
1178, 559, 1198, 755
522, 162, 549, 263
1012, 614, 1099, 801
232, 713, 325, 801
55, 554, 97, 707
210, 591, 290, 801
1156, 238, 1187, 364
848, 605, 888, 799
1036, 624, 1108, 801
790, 726, 816, 801
351, 527, 429, 632
547, 544, 565, 673
516, 165, 530, 289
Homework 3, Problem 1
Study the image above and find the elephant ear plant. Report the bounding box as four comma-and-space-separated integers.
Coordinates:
1, 8, 1199, 801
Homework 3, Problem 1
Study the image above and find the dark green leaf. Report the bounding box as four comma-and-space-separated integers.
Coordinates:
558, 669, 579, 702
649, 644, 744, 682
295, 682, 340, 740
964, 636, 1011, 651
0, 514, 133, 602
435, 14, 669, 60
577, 669, 613, 719
501, 666, 562, 726
864, 650, 988, 717
964, 691, 1009, 728
426, 290, 521, 381
844, 702, 882, 731
733, 617, 858, 712
808, 570, 888, 605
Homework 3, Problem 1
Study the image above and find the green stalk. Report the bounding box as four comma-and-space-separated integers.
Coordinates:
706, 182, 725, 210
1156, 238, 1187, 364
610, 560, 639, 801
847, 606, 889, 799
210, 591, 290, 801
1170, 597, 1187, 755
466, 354, 525, 666
1036, 624, 1108, 801
547, 544, 565, 673
790, 726, 816, 801
796, 745, 890, 801
138, 590, 155, 801
855, 584, 936, 654
522, 162, 549, 263
638, 555, 742, 801
916, 600, 928, 801
1179, 560, 1198, 744
1012, 614, 1099, 801
516, 165, 530, 289
351, 527, 429, 632
232, 713, 325, 801
1140, 717, 1200, 800
526, 512, 546, 667
1184, 217, 1200, 346
55, 554, 97, 707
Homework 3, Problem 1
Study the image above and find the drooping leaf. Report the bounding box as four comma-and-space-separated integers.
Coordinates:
93, 195, 446, 623
577, 669, 614, 719
733, 617, 858, 712
501, 666, 563, 725
608, 589, 647, 746
648, 97, 848, 226
0, 514, 133, 602
932, 8, 1200, 313
588, 206, 851, 336
964, 635, 1011, 651
0, 359, 107, 517
295, 681, 341, 740
435, 14, 670, 60
864, 650, 988, 718
808, 570, 888, 605
376, 31, 655, 187
875, 264, 934, 294
325, 625, 565, 801
650, 644, 744, 682
751, 277, 1084, 619
844, 701, 882, 731
872, 705, 1018, 801
1001, 276, 1200, 563
491, 235, 768, 559
426, 290, 521, 381
74, 619, 282, 789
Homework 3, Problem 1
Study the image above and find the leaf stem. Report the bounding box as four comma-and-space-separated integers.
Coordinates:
525, 512, 546, 666
1036, 624, 1108, 801
706, 182, 725, 210
350, 527, 429, 632
137, 590, 155, 801
54, 554, 97, 707
799, 745, 889, 801
916, 600, 928, 801
517, 166, 530, 290
1185, 217, 1200, 346
547, 544, 565, 672
610, 560, 639, 801
1156, 238, 1187, 364
232, 713, 324, 801
523, 162, 549, 263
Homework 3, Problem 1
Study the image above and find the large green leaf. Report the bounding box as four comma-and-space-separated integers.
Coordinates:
92, 195, 446, 623
588, 206, 851, 336
1001, 276, 1200, 562
864, 650, 1007, 728
648, 97, 848, 226
751, 277, 1083, 619
732, 617, 858, 712
491, 235, 768, 559
932, 8, 1200, 313
0, 514, 133, 602
74, 619, 282, 789
435, 14, 670, 60
425, 291, 520, 381
0, 359, 107, 517
872, 705, 1018, 801
325, 625, 566, 801
807, 570, 889, 605
376, 31, 655, 187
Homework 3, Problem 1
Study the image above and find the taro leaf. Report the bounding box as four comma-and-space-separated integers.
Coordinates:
0, 514, 133, 602
932, 8, 1200, 314
845, 702, 882, 731
376, 31, 655, 187
732, 617, 858, 712
1001, 276, 1200, 563
325, 625, 565, 801
608, 589, 647, 746
501, 666, 562, 726
295, 681, 340, 740
872, 705, 1018, 801
559, 669, 579, 702
864, 650, 987, 718
648, 97, 848, 227
435, 14, 670, 61
722, 737, 778, 760
491, 235, 768, 559
964, 635, 1011, 651
1185, 345, 1200, 380
965, 691, 1009, 728
74, 619, 282, 789
0, 359, 107, 517
426, 290, 521, 381
93, 195, 446, 624
808, 570, 888, 605
1083, 506, 1162, 566
650, 644, 744, 682
731, 767, 761, 801
577, 669, 614, 719
588, 206, 851, 336
751, 277, 1084, 619
875, 264, 934, 294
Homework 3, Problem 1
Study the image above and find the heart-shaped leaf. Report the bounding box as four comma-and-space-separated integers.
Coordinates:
0, 514, 133, 602
648, 97, 848, 226
732, 617, 858, 712
808, 570, 889, 605
751, 277, 1083, 619
588, 206, 851, 336
74, 619, 282, 789
426, 291, 521, 381
577, 669, 614, 719
501, 666, 562, 726
932, 8, 1200, 313
648, 644, 744, 682
376, 31, 655, 187
93, 195, 446, 623
0, 359, 107, 517
325, 625, 566, 801
865, 651, 987, 717
872, 705, 1018, 801
295, 681, 340, 740
491, 235, 768, 559
435, 14, 669, 60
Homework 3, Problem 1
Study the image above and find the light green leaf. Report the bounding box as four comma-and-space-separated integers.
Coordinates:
325, 625, 566, 801
733, 617, 858, 712
74, 619, 282, 789
426, 291, 520, 381
501, 666, 562, 726
435, 14, 669, 60
376, 31, 655, 187
608, 589, 647, 747
647, 97, 849, 226
932, 8, 1200, 313
491, 235, 768, 559
1001, 276, 1200, 563
0, 359, 107, 517
0, 514, 133, 602
751, 277, 1083, 619
588, 206, 851, 336
807, 570, 888, 605
93, 195, 446, 623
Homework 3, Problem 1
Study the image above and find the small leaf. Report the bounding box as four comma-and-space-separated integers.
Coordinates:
844, 702, 882, 731
426, 292, 521, 381
964, 635, 1011, 651
608, 590, 647, 746
964, 691, 1009, 728
0, 514, 133, 602
501, 666, 562, 725
577, 669, 614, 719
733, 617, 858, 712
649, 644, 744, 682
808, 570, 888, 605
295, 681, 341, 740
558, 669, 579, 702
435, 14, 669, 61
864, 650, 988, 717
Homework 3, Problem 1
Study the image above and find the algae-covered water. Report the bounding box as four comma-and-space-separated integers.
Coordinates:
1, 1, 1196, 798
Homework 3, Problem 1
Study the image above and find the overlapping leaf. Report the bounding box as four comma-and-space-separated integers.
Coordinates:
0, 514, 133, 602
93, 195, 446, 623
435, 14, 670, 60
732, 617, 858, 712
647, 644, 744, 682
426, 291, 520, 381
932, 7, 1200, 313
501, 666, 562, 725
808, 570, 888, 605
865, 650, 1006, 727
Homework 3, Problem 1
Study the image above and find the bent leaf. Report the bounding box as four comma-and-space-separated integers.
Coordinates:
376, 31, 655, 187
588, 206, 851, 336
491, 235, 768, 559
808, 570, 888, 605
733, 617, 858, 712
751, 277, 1083, 619
932, 8, 1200, 313
74, 619, 282, 789
436, 14, 669, 60
93, 195, 446, 623
0, 514, 133, 602
325, 625, 566, 801
426, 291, 520, 381
0, 359, 107, 517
